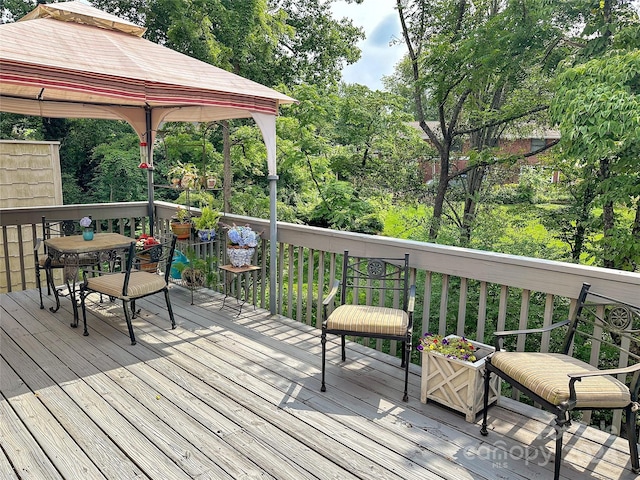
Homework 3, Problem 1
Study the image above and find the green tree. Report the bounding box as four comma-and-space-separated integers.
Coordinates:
550, 51, 640, 270
546, 0, 640, 270
393, 0, 567, 243
90, 134, 149, 202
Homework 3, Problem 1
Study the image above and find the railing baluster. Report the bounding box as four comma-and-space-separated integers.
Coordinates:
287, 244, 294, 319
516, 289, 530, 352
477, 281, 487, 343
296, 246, 304, 322
457, 277, 468, 337
306, 248, 314, 325
541, 293, 554, 352
422, 270, 433, 336
439, 274, 449, 335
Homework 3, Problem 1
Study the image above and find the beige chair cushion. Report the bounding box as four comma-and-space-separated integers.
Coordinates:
491, 352, 630, 408
85, 271, 166, 300
325, 304, 409, 336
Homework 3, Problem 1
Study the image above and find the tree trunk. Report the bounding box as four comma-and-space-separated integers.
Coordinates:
429, 150, 450, 241
599, 157, 616, 268
460, 166, 485, 246
571, 181, 596, 262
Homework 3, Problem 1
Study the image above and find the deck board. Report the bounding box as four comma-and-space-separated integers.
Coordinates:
1, 286, 638, 479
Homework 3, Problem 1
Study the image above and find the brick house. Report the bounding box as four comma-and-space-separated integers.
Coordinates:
410, 121, 561, 183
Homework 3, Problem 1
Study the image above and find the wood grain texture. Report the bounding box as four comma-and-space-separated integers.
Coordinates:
1, 286, 638, 480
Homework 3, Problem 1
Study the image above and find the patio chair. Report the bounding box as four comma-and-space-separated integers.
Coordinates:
321, 251, 415, 401
481, 283, 640, 479
79, 234, 178, 345
34, 216, 94, 309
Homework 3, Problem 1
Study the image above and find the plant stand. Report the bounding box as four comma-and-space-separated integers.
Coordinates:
219, 264, 260, 316
420, 336, 500, 422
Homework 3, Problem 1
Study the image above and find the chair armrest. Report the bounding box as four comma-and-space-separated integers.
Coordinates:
568, 362, 640, 380
322, 280, 341, 306
493, 319, 571, 349
567, 363, 640, 403
407, 285, 416, 313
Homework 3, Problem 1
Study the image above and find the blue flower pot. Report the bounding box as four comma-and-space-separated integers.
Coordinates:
83, 229, 94, 241
197, 229, 216, 242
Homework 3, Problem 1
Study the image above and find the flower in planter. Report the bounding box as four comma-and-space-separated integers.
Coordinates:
417, 333, 477, 362
79, 216, 92, 228
224, 223, 261, 248
135, 234, 160, 252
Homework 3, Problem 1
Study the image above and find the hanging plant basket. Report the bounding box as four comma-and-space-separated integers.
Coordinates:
181, 267, 204, 287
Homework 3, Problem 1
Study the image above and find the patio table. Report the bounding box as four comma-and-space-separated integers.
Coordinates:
44, 233, 133, 327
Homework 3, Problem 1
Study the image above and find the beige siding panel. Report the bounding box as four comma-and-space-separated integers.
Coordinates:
0, 141, 62, 292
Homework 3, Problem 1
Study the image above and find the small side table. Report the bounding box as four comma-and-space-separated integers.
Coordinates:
219, 264, 260, 316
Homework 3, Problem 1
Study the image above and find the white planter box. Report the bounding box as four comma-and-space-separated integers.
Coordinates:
420, 335, 500, 422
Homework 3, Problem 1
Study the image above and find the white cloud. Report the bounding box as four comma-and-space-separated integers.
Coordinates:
331, 0, 405, 91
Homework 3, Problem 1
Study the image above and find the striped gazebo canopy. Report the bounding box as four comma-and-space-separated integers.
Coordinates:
0, 1, 295, 313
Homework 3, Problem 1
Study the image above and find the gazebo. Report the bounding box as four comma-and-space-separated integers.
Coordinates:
0, 1, 296, 314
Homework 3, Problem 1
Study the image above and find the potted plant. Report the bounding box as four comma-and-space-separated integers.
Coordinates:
204, 170, 217, 189
418, 333, 500, 422
80, 216, 93, 241
180, 257, 206, 287
176, 248, 215, 288
222, 223, 261, 267
167, 161, 200, 189
170, 207, 192, 240
135, 233, 161, 272
193, 206, 221, 242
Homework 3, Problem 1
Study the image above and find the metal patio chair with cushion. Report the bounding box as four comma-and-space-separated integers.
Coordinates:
34, 216, 96, 309
79, 234, 178, 345
321, 251, 415, 401
481, 283, 640, 479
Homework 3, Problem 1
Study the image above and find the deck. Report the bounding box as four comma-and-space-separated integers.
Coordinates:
1, 285, 637, 479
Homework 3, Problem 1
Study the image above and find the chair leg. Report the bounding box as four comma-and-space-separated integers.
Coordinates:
122, 300, 137, 345
553, 416, 569, 480
400, 340, 406, 367
80, 286, 90, 337
320, 329, 327, 392
626, 405, 640, 473
164, 288, 176, 329
36, 266, 44, 309
402, 339, 410, 402
480, 368, 492, 436
45, 267, 52, 296
341, 335, 346, 361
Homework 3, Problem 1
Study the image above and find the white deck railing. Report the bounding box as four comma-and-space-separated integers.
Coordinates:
2, 202, 639, 353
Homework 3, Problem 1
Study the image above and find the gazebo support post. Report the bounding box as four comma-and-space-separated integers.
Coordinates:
146, 106, 155, 236
268, 174, 278, 315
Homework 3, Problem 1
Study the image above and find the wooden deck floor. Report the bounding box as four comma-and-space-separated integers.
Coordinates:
1, 285, 638, 479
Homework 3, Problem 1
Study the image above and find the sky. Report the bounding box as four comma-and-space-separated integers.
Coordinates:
330, 0, 640, 91
330, 0, 406, 91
